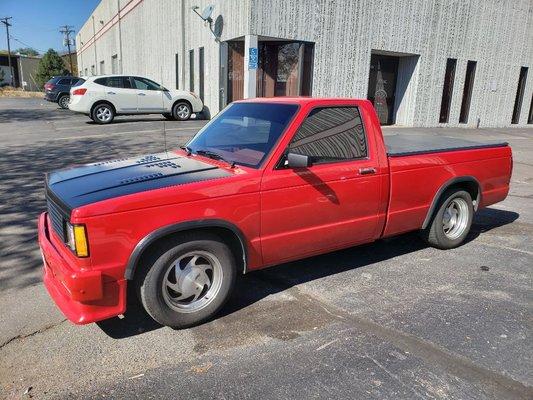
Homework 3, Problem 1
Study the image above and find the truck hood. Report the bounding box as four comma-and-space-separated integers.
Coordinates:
46, 152, 231, 215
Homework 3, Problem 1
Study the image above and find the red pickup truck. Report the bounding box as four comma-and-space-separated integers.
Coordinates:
39, 98, 512, 328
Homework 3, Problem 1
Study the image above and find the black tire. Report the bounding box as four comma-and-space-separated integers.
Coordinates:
172, 101, 192, 121
58, 94, 70, 109
91, 103, 115, 124
162, 113, 175, 121
137, 232, 236, 328
420, 189, 473, 249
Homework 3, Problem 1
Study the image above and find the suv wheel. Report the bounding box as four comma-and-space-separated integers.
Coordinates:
91, 103, 115, 124
421, 189, 473, 249
172, 102, 192, 121
137, 233, 236, 328
58, 94, 70, 109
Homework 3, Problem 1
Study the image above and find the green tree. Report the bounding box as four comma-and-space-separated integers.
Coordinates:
35, 49, 68, 88
16, 47, 39, 56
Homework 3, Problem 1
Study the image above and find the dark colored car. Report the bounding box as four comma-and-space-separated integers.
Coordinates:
44, 76, 84, 109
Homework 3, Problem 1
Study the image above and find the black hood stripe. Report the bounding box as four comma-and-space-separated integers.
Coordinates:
46, 153, 232, 214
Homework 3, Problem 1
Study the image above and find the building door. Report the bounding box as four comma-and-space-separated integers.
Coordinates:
227, 41, 244, 102
367, 54, 399, 125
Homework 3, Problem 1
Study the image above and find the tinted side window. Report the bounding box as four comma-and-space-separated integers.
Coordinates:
122, 77, 132, 88
58, 78, 70, 85
132, 77, 161, 90
289, 107, 367, 163
106, 76, 125, 88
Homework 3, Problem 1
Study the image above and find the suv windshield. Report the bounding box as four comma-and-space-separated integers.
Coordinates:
187, 102, 298, 168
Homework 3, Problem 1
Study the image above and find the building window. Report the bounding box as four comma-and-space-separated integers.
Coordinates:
91, 65, 95, 76
84, 68, 88, 76
111, 55, 118, 74
257, 41, 314, 98
528, 94, 533, 124
199, 47, 205, 102
288, 107, 367, 164
512, 67, 528, 124
99, 60, 105, 75
459, 60, 477, 123
439, 58, 457, 123
189, 49, 194, 92
175, 53, 179, 89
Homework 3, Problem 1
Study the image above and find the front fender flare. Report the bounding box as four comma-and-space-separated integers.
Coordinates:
124, 219, 248, 280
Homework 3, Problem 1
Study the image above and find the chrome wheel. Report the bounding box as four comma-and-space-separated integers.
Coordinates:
175, 104, 191, 120
443, 198, 469, 240
95, 106, 112, 122
59, 96, 69, 109
161, 251, 223, 313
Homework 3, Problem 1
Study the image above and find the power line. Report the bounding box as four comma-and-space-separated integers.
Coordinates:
59, 25, 75, 74
8, 35, 46, 54
1, 16, 14, 86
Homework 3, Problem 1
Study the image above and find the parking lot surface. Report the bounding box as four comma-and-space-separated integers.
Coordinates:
0, 98, 532, 399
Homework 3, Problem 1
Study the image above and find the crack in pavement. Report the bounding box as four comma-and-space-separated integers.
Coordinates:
0, 319, 66, 350
256, 273, 533, 400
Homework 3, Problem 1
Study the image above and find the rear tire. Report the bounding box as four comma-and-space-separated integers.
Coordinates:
420, 189, 473, 249
58, 94, 70, 109
137, 233, 236, 329
91, 103, 115, 124
172, 102, 192, 121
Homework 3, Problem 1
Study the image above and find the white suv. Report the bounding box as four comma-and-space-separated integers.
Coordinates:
68, 75, 203, 124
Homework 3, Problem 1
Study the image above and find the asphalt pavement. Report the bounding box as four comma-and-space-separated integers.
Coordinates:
0, 98, 531, 399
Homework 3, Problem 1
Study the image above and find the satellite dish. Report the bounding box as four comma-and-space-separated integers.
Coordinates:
201, 4, 215, 22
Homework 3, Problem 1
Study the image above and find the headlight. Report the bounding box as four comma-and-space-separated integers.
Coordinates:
66, 222, 89, 257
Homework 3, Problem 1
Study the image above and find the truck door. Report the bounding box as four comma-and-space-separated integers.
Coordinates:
260, 105, 383, 265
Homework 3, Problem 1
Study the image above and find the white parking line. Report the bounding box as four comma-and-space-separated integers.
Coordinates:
481, 242, 533, 256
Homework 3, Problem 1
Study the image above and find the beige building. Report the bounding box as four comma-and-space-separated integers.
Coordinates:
77, 0, 533, 127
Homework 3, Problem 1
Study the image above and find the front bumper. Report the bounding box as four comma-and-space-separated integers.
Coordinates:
38, 212, 127, 324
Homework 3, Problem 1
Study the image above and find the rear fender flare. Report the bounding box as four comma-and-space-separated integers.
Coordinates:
421, 176, 481, 229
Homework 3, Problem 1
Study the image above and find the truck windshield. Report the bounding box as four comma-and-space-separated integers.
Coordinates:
187, 102, 298, 168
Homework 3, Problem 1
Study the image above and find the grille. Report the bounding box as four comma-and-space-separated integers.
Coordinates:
47, 199, 66, 241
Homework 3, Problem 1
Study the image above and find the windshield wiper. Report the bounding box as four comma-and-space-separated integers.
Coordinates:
195, 149, 235, 168
180, 145, 192, 155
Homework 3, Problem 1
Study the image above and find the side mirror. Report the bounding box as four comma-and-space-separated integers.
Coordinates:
287, 152, 310, 168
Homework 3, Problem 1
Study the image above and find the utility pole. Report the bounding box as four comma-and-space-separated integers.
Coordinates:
1, 17, 14, 86
60, 25, 75, 75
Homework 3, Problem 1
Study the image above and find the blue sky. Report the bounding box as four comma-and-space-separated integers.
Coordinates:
0, 0, 100, 54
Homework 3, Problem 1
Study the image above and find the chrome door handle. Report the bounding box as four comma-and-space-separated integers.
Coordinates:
138, 93, 146, 96
107, 91, 116, 95
359, 167, 377, 175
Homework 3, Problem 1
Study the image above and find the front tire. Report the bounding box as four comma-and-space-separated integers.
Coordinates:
421, 189, 473, 249
58, 94, 70, 109
172, 102, 192, 121
91, 103, 115, 124
138, 233, 236, 328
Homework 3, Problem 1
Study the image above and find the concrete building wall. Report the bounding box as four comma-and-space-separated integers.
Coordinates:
77, 0, 533, 127
77, 0, 250, 117
251, 0, 533, 127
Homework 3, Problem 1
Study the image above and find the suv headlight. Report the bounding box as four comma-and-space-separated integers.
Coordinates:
66, 222, 89, 257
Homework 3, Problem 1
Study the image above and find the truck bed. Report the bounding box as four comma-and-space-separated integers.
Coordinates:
384, 133, 508, 157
